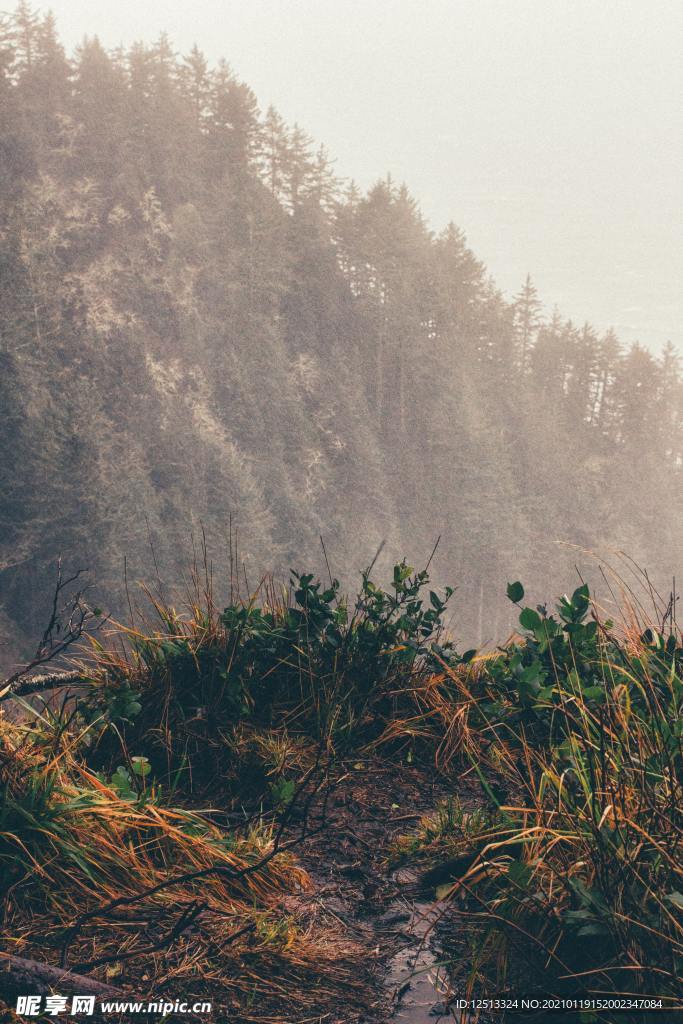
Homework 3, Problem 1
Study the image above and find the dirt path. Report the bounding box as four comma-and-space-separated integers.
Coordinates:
287, 758, 477, 1024
1, 687, 473, 1023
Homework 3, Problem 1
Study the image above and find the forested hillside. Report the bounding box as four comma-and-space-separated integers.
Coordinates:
1, 3, 681, 665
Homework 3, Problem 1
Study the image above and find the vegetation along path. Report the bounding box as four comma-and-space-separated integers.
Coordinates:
2, 560, 681, 1023
286, 757, 480, 1024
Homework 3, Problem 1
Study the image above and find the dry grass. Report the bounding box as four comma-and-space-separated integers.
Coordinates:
400, 579, 683, 1013
0, 711, 368, 1021
4, 555, 681, 1019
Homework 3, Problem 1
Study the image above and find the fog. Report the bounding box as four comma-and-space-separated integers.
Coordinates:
1, 6, 681, 1011
1, 0, 682, 668
43, 0, 683, 350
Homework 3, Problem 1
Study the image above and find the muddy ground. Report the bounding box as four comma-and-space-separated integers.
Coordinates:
267, 756, 486, 1024
2, 684, 488, 1024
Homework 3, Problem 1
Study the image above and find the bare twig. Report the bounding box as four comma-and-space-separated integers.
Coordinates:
58, 758, 334, 967
1, 559, 105, 692
72, 901, 206, 973
0, 670, 89, 705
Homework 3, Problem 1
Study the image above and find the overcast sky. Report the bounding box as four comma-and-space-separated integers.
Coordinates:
43, 0, 682, 352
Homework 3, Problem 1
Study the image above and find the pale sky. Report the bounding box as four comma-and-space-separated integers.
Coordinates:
42, 0, 682, 351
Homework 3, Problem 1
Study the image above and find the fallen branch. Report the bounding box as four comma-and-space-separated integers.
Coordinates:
1, 558, 105, 694
59, 756, 334, 968
0, 671, 90, 705
72, 901, 206, 973
0, 953, 122, 997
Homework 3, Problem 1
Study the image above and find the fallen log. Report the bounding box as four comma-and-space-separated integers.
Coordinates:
0, 671, 89, 703
0, 672, 92, 726
0, 954, 121, 999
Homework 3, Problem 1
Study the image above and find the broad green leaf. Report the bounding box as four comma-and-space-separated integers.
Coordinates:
519, 607, 542, 631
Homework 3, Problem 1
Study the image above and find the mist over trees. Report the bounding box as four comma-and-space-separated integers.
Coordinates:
1, 3, 681, 665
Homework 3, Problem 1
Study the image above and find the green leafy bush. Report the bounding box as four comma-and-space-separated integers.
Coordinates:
86, 562, 455, 775
440, 580, 683, 1014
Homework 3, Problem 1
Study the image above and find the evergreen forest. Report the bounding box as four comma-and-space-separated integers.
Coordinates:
1, 4, 681, 666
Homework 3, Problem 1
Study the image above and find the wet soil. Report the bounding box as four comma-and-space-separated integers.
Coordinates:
3, 684, 480, 1023
290, 757, 482, 1024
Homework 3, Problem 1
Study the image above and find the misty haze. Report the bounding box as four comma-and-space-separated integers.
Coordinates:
1, 0, 681, 664
0, 2, 681, 1021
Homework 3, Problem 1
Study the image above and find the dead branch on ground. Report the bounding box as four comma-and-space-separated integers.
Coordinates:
1, 558, 106, 695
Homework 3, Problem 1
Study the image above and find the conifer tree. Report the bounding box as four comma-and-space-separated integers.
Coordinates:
512, 273, 542, 372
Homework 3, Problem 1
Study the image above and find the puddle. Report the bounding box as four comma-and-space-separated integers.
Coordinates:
384, 872, 459, 1022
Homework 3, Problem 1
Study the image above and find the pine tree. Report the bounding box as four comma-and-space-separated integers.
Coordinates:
658, 341, 682, 462
12, 6, 71, 153
207, 60, 260, 184
181, 44, 210, 132
285, 123, 313, 210
11, 0, 39, 75
72, 36, 127, 185
512, 273, 542, 372
261, 104, 290, 203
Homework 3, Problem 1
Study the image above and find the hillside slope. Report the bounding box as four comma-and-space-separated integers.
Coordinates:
1, 5, 681, 664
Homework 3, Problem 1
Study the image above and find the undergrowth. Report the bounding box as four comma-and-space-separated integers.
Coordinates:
401, 577, 683, 1020
80, 559, 456, 789
0, 558, 455, 1019
1, 557, 681, 1021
